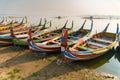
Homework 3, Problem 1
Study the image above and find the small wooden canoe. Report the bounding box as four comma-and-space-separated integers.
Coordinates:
0, 20, 13, 30
11, 20, 51, 46
61, 23, 119, 61
27, 20, 73, 52
0, 17, 28, 34
0, 17, 13, 27
0, 18, 46, 46
27, 20, 93, 53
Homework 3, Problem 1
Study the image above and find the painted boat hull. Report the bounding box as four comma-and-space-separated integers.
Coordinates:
0, 36, 12, 46
0, 23, 28, 34
28, 20, 93, 53
11, 19, 50, 46
61, 46, 114, 61
61, 24, 119, 61
0, 41, 12, 46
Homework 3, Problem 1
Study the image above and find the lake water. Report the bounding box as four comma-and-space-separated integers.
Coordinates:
0, 14, 120, 78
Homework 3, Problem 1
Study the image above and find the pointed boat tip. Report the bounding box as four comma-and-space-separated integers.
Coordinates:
28, 27, 32, 41
61, 29, 68, 47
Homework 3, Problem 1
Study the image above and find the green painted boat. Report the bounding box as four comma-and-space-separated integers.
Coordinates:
11, 19, 51, 46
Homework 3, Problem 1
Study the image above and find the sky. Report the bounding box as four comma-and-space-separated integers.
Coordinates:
0, 0, 120, 16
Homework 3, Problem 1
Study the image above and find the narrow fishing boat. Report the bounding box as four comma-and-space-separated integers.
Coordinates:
0, 18, 46, 46
0, 17, 28, 34
11, 19, 51, 46
61, 23, 119, 61
67, 20, 93, 46
0, 17, 12, 27
27, 20, 93, 53
0, 17, 26, 27
0, 20, 13, 30
27, 20, 73, 52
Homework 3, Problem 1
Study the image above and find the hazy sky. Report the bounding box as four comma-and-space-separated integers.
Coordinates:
0, 0, 120, 16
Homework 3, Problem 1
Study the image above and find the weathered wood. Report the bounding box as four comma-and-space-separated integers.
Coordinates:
92, 38, 113, 44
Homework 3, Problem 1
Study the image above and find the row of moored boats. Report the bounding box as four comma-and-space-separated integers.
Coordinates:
0, 17, 119, 62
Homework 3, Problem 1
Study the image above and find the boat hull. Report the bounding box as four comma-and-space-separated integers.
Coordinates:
61, 24, 118, 61
0, 36, 12, 46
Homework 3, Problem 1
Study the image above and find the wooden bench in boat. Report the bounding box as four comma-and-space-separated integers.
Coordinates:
33, 37, 53, 42
87, 41, 107, 48
50, 33, 58, 35
78, 46, 93, 51
92, 38, 113, 44
40, 37, 53, 42
68, 36, 79, 40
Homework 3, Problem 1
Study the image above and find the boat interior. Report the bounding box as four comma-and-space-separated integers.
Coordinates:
74, 32, 116, 51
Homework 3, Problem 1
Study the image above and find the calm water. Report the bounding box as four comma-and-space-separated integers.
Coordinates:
0, 14, 120, 78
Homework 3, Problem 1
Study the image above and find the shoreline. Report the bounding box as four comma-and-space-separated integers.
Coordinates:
0, 46, 119, 80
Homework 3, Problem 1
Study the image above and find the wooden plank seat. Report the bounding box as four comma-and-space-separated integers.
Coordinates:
68, 36, 79, 40
92, 38, 113, 44
87, 41, 107, 48
50, 33, 58, 35
39, 37, 53, 42
78, 46, 93, 51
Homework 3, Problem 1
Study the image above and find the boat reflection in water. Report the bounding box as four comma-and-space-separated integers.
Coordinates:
115, 45, 120, 62
72, 49, 115, 69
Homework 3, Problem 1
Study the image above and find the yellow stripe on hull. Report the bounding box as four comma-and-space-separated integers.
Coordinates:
0, 24, 19, 30
104, 32, 116, 37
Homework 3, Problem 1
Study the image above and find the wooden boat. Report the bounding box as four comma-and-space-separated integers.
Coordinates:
0, 20, 13, 29
0, 17, 11, 26
0, 17, 23, 27
0, 18, 47, 46
0, 16, 20, 27
0, 18, 27, 46
67, 20, 93, 46
27, 20, 93, 53
61, 23, 119, 61
65, 49, 114, 69
27, 20, 72, 52
0, 17, 28, 34
11, 19, 51, 46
